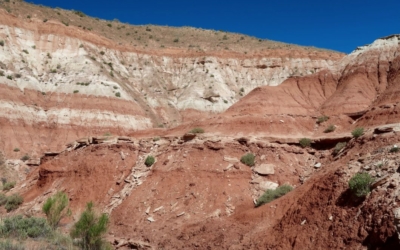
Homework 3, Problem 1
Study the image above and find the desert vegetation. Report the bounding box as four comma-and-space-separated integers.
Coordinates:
299, 138, 311, 148
316, 115, 329, 124
0, 193, 23, 212
351, 127, 364, 138
70, 201, 110, 250
324, 124, 336, 133
145, 155, 155, 167
0, 191, 109, 249
189, 127, 204, 134
240, 153, 255, 167
42, 191, 71, 229
348, 172, 373, 197
255, 185, 293, 207
333, 142, 347, 155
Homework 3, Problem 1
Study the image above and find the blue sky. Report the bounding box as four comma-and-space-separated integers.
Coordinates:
29, 0, 400, 53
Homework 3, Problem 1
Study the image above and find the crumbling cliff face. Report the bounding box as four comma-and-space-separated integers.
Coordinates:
3, 2, 400, 249
0, 8, 342, 156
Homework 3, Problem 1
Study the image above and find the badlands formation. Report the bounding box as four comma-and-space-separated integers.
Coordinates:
1, 1, 400, 249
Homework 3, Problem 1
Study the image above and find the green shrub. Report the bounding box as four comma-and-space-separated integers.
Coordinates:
389, 146, 400, 153
0, 193, 7, 206
43, 19, 48, 23
351, 127, 364, 138
255, 185, 293, 207
316, 115, 329, 124
107, 23, 112, 27
4, 194, 23, 212
42, 191, 70, 229
2, 181, 15, 191
73, 90, 79, 94
299, 138, 311, 148
0, 240, 25, 250
0, 40, 4, 46
240, 153, 255, 167
73, 10, 86, 17
145, 156, 155, 167
7, 75, 12, 80
13, 148, 20, 152
189, 127, 204, 134
0, 215, 51, 239
333, 142, 347, 155
100, 51, 105, 55
70, 202, 109, 250
173, 38, 179, 43
115, 92, 121, 97
349, 172, 373, 197
324, 124, 336, 133
22, 49, 29, 54
20, 155, 30, 162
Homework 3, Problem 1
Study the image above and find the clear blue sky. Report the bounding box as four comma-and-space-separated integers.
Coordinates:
30, 0, 400, 53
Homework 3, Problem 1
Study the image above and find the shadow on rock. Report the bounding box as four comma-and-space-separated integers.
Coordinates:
336, 189, 365, 207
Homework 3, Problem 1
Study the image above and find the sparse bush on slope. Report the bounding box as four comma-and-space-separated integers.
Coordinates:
255, 185, 293, 207
352, 127, 364, 138
349, 172, 373, 197
42, 191, 71, 229
240, 153, 255, 167
70, 201, 110, 250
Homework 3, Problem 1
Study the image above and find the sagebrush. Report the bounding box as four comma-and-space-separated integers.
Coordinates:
255, 185, 293, 207
240, 153, 255, 167
349, 172, 373, 197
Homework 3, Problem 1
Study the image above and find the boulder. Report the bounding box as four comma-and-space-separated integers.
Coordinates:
259, 181, 279, 191
371, 174, 389, 189
254, 164, 275, 175
223, 156, 239, 163
204, 141, 224, 150
26, 158, 40, 166
374, 126, 393, 134
393, 207, 400, 220
44, 151, 61, 156
250, 176, 264, 184
236, 137, 249, 145
181, 133, 196, 142
314, 162, 322, 168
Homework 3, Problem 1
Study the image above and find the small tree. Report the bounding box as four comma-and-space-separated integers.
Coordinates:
42, 191, 71, 229
352, 127, 364, 138
240, 153, 255, 167
70, 202, 109, 250
145, 156, 155, 167
349, 172, 373, 197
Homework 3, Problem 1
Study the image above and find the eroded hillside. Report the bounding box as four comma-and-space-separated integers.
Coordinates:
0, 1, 343, 156
2, 1, 400, 250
